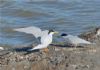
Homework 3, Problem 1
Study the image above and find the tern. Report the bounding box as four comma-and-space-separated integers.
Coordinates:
61, 33, 92, 47
0, 47, 4, 50
96, 28, 100, 37
14, 26, 58, 52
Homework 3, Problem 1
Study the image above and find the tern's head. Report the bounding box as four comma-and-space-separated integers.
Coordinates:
96, 28, 100, 32
48, 30, 58, 35
96, 28, 100, 36
61, 33, 68, 37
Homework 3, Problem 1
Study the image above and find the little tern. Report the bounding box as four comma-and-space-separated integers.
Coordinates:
78, 27, 100, 42
61, 33, 92, 47
96, 28, 100, 37
0, 47, 4, 50
14, 26, 58, 51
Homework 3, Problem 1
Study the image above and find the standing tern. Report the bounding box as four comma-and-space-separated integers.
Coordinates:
14, 26, 58, 52
0, 47, 4, 50
96, 28, 100, 37
61, 33, 92, 47
78, 27, 100, 42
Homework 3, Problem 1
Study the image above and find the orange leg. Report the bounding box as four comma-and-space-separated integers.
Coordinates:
42, 48, 49, 53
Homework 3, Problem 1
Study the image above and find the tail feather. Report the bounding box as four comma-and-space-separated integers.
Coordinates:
28, 44, 46, 51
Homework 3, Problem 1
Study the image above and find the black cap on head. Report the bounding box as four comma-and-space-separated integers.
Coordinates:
48, 29, 54, 34
61, 33, 68, 36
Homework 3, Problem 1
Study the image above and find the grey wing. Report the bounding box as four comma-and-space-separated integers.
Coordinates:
63, 35, 74, 44
41, 30, 49, 37
13, 26, 42, 38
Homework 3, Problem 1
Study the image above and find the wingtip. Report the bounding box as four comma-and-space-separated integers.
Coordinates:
27, 48, 40, 52
13, 28, 20, 31
27, 48, 35, 51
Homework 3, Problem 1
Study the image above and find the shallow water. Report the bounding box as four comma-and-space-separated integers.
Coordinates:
0, 0, 100, 47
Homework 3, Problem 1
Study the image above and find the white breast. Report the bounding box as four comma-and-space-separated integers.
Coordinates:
97, 29, 100, 36
41, 35, 52, 46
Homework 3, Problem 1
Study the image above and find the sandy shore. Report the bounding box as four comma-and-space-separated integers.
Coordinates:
0, 29, 100, 70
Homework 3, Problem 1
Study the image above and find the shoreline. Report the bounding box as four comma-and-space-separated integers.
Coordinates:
0, 28, 100, 70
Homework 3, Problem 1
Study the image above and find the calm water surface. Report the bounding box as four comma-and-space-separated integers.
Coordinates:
0, 0, 100, 47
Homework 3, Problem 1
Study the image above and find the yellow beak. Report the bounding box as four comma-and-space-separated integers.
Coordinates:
54, 31, 59, 34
